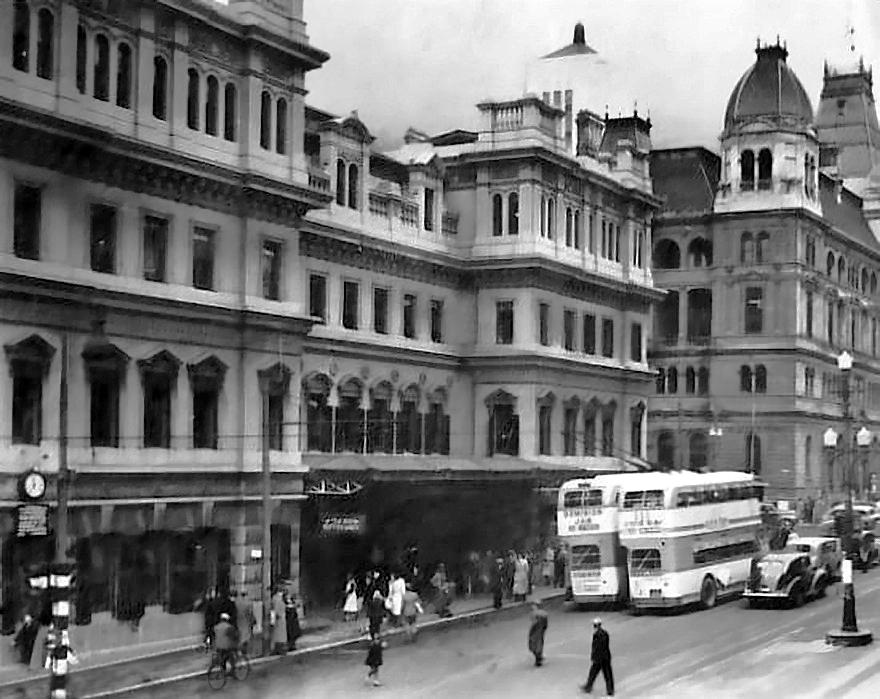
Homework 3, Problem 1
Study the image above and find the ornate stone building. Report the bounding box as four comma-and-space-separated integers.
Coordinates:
649, 41, 880, 501
0, 0, 330, 663
297, 91, 662, 600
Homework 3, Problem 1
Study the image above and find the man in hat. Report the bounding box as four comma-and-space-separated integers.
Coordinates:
490, 557, 505, 609
582, 617, 613, 695
213, 612, 239, 676
527, 601, 548, 666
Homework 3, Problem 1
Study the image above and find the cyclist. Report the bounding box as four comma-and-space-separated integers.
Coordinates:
212, 613, 239, 675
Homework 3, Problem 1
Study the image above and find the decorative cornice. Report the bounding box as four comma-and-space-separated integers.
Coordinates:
0, 99, 330, 224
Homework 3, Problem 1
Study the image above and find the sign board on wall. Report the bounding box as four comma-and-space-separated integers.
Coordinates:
320, 514, 365, 535
16, 505, 49, 537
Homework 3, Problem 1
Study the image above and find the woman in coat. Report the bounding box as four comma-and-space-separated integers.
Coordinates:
513, 553, 530, 601
270, 589, 288, 654
343, 574, 359, 622
527, 601, 549, 666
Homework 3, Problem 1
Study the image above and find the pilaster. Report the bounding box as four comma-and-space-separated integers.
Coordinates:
0, 169, 12, 254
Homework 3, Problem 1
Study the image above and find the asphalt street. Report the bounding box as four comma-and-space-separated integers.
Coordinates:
127, 572, 880, 698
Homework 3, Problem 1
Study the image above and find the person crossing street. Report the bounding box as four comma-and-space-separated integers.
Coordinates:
582, 617, 614, 695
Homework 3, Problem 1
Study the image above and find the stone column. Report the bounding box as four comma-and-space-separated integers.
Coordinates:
679, 288, 688, 343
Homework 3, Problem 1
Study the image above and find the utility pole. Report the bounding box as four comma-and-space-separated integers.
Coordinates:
260, 383, 273, 656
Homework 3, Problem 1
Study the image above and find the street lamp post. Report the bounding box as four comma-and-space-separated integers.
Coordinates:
857, 426, 871, 500
708, 425, 723, 471
826, 350, 872, 646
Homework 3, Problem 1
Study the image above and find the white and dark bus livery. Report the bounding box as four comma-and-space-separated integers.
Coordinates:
618, 471, 763, 610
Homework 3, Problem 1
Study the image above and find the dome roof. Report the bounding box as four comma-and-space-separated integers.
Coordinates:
724, 43, 813, 132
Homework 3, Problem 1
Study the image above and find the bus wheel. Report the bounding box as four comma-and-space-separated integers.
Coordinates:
700, 576, 717, 609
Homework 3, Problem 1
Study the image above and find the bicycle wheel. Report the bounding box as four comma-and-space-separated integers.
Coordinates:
234, 652, 251, 681
207, 660, 227, 690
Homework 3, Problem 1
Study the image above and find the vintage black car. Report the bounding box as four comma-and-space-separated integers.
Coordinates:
744, 552, 830, 608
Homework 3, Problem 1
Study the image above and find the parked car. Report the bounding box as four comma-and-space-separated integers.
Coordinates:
781, 537, 843, 581
821, 503, 880, 535
744, 552, 830, 608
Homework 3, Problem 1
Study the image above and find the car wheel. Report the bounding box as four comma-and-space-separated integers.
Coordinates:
700, 576, 717, 609
791, 587, 806, 608
748, 598, 760, 609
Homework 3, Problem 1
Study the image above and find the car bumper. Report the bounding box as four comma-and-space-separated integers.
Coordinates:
743, 590, 787, 599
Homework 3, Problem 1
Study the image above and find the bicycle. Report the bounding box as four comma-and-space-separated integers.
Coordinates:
206, 647, 251, 690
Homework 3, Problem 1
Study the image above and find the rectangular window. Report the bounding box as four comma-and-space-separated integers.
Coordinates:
373, 287, 388, 334
630, 322, 642, 362
193, 387, 219, 449
602, 318, 614, 358
430, 299, 444, 343
805, 291, 813, 338
309, 274, 327, 323
192, 227, 215, 290
261, 240, 282, 300
745, 287, 764, 334
90, 204, 117, 273
403, 294, 417, 338
563, 310, 575, 351
563, 407, 577, 455
538, 404, 552, 455
539, 303, 550, 346
583, 313, 596, 354
424, 188, 434, 231
268, 393, 283, 450
143, 215, 168, 282
143, 375, 171, 448
12, 372, 41, 445
342, 281, 359, 330
90, 372, 120, 447
496, 300, 514, 345
13, 184, 41, 260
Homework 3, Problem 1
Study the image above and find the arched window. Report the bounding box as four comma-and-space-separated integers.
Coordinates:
115, 43, 132, 108
36, 8, 53, 79
804, 154, 810, 195
689, 433, 708, 471
335, 159, 346, 206
12, 0, 29, 72
223, 83, 236, 141
565, 208, 573, 246
862, 269, 869, 294
697, 367, 709, 395
204, 75, 219, 135
666, 366, 678, 394
259, 90, 271, 149
655, 367, 666, 394
276, 98, 287, 154
574, 210, 581, 249
152, 56, 168, 120
492, 193, 503, 237
508, 193, 519, 235
685, 366, 696, 394
76, 25, 87, 93
758, 148, 772, 187
826, 252, 835, 277
652, 239, 680, 269
540, 196, 546, 237
740, 232, 754, 264
740, 365, 753, 392
546, 197, 555, 239
740, 149, 755, 189
687, 238, 712, 267
746, 433, 762, 474
755, 232, 769, 264
186, 68, 200, 129
657, 431, 676, 471
347, 163, 358, 210
754, 364, 767, 393
838, 257, 846, 283
93, 34, 110, 101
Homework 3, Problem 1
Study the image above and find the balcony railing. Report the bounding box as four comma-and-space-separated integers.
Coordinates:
400, 203, 418, 228
369, 193, 389, 218
308, 169, 330, 192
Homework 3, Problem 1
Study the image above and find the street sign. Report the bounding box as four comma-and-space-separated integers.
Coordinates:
16, 504, 48, 537
320, 514, 364, 535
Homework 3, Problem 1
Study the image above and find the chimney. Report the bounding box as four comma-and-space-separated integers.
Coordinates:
564, 90, 573, 153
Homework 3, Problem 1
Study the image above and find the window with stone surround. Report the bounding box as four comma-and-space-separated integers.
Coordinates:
76, 25, 87, 93
430, 299, 444, 343
116, 43, 132, 109
601, 318, 614, 358
538, 404, 552, 455
90, 204, 117, 273
143, 215, 168, 282
260, 363, 291, 451
539, 303, 550, 346
424, 188, 435, 231
507, 192, 518, 235
563, 310, 575, 351
192, 227, 215, 290
187, 69, 200, 129
260, 90, 271, 148
205, 75, 219, 135
14, 183, 41, 260
223, 83, 236, 141
403, 294, 417, 338
583, 313, 596, 354
630, 323, 642, 362
342, 280, 359, 330
84, 339, 128, 448
309, 274, 327, 323
5, 335, 54, 445
496, 300, 513, 344
276, 98, 287, 155
152, 56, 168, 120
425, 394, 450, 455
744, 287, 763, 333
261, 239, 282, 301
12, 1, 29, 72
188, 356, 226, 449
492, 193, 503, 236
373, 287, 388, 334
138, 351, 179, 449
36, 8, 53, 80
397, 385, 421, 454
94, 34, 110, 101
305, 373, 332, 452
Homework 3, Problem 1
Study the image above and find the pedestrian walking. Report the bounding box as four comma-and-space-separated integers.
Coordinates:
527, 601, 548, 666
401, 582, 424, 642
504, 551, 516, 599
388, 571, 406, 626
430, 563, 453, 618
553, 546, 566, 588
270, 587, 288, 654
367, 589, 386, 639
513, 552, 530, 602
12, 614, 38, 665
343, 574, 360, 622
364, 636, 384, 687
285, 592, 301, 651
582, 617, 614, 696
490, 557, 504, 609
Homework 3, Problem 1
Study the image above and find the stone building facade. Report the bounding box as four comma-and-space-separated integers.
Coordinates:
649, 41, 880, 502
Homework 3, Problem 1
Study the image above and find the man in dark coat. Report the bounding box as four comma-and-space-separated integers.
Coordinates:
13, 614, 39, 665
527, 601, 548, 666
583, 617, 614, 695
490, 557, 504, 609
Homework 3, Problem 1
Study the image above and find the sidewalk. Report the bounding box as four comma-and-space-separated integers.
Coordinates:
0, 584, 565, 699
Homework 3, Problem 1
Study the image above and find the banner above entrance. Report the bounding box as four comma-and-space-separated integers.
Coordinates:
320, 514, 365, 535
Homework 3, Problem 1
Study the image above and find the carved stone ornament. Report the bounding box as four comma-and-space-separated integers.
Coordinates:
360, 365, 370, 380
390, 369, 399, 383
328, 360, 338, 377
189, 23, 244, 66
419, 373, 427, 386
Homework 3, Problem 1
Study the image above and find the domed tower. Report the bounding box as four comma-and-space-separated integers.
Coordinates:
715, 40, 821, 216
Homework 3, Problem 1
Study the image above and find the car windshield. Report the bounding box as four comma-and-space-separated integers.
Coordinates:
782, 544, 811, 554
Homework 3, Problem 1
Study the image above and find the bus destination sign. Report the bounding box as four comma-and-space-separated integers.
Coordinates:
561, 507, 602, 534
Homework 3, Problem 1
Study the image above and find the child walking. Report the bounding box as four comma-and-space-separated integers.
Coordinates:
365, 636, 384, 687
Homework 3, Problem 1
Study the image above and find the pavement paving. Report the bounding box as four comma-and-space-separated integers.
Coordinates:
106, 565, 880, 698
0, 584, 564, 699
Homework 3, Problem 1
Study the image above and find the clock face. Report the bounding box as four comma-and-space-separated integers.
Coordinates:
23, 472, 46, 500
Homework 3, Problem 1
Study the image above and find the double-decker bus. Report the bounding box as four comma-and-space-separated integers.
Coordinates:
557, 474, 635, 604
618, 471, 763, 610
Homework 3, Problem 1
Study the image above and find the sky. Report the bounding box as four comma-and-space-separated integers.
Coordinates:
294, 0, 880, 152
